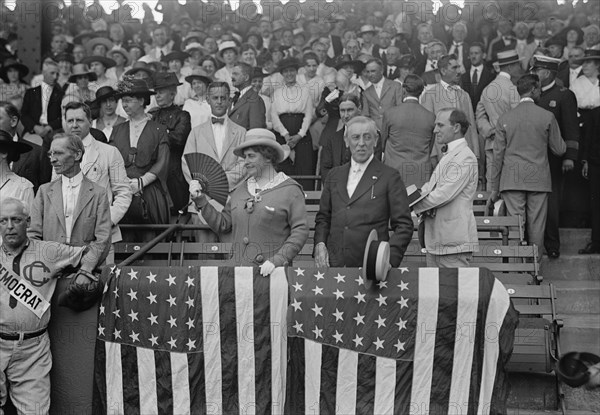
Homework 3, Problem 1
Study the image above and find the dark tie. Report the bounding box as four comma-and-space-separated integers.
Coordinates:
232, 91, 241, 107
471, 68, 478, 94
212, 117, 224, 124
160, 50, 165, 60
388, 67, 394, 77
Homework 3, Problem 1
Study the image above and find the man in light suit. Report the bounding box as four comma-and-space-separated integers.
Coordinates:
63, 102, 132, 263
488, 74, 566, 252
476, 49, 522, 191
361, 58, 404, 132
314, 116, 413, 268
229, 62, 266, 130
182, 82, 246, 242
420, 54, 479, 168
381, 74, 435, 188
413, 108, 479, 268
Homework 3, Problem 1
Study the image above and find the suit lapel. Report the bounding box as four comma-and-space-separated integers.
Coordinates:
82, 140, 99, 175
202, 122, 219, 159
72, 177, 94, 226
220, 121, 238, 162
379, 80, 391, 101
334, 163, 351, 204
349, 159, 383, 204
48, 180, 66, 231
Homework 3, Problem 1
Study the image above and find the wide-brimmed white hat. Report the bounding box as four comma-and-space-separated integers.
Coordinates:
218, 41, 239, 57
233, 128, 289, 163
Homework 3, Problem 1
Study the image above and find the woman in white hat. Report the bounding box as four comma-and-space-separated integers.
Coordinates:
214, 41, 239, 89
189, 128, 308, 275
106, 47, 131, 82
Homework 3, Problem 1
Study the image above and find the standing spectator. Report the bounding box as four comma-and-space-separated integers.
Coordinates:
110, 79, 171, 230
310, 41, 337, 86
558, 46, 585, 88
420, 54, 479, 166
461, 43, 495, 112
412, 108, 479, 267
0, 102, 44, 192
149, 72, 192, 213
448, 21, 469, 74
214, 41, 239, 89
182, 68, 212, 129
488, 74, 566, 251
422, 40, 447, 84
200, 55, 218, 80
582, 25, 600, 50
271, 58, 315, 190
476, 50, 522, 191
162, 51, 192, 106
570, 49, 600, 254
383, 46, 402, 80
320, 93, 361, 180
545, 37, 569, 72
0, 59, 29, 106
359, 25, 379, 56
562, 26, 584, 60
361, 58, 404, 132
229, 62, 267, 130
412, 23, 434, 75
532, 55, 580, 258
381, 74, 435, 188
395, 54, 417, 85
144, 24, 173, 61
0, 130, 34, 208
344, 39, 361, 60
190, 129, 308, 271
0, 198, 90, 415
297, 52, 326, 108
532, 21, 550, 48
488, 17, 517, 64
91, 86, 126, 138
514, 21, 538, 70
314, 116, 413, 268
376, 29, 394, 64
62, 102, 132, 263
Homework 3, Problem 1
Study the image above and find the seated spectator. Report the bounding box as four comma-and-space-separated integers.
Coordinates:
190, 128, 308, 272
106, 47, 131, 82
0, 59, 29, 107
91, 86, 126, 138
82, 55, 117, 89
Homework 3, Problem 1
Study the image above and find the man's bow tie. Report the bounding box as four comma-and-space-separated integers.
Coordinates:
212, 117, 224, 124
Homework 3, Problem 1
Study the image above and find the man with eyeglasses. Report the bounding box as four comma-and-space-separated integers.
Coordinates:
0, 197, 91, 414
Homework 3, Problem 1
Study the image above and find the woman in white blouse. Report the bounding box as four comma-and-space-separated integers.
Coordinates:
271, 58, 316, 190
570, 49, 600, 254
0, 130, 34, 210
182, 69, 212, 129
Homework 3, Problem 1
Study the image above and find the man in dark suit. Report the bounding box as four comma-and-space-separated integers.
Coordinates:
229, 62, 267, 130
412, 23, 434, 76
557, 46, 585, 88
0, 101, 46, 192
447, 21, 470, 73
381, 74, 435, 188
314, 116, 413, 268
460, 42, 495, 112
532, 55, 580, 258
383, 46, 402, 80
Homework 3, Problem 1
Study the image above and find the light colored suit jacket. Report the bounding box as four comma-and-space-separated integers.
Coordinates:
28, 176, 111, 271
361, 78, 404, 131
476, 73, 520, 150
413, 139, 479, 255
420, 82, 480, 160
182, 118, 247, 190
381, 99, 436, 188
52, 137, 132, 242
492, 101, 566, 193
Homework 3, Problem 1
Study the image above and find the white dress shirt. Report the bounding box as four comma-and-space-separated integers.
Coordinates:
373, 77, 385, 99
40, 82, 53, 125
571, 76, 600, 109
425, 59, 437, 72
62, 171, 84, 243
569, 66, 582, 87
470, 64, 483, 84
347, 154, 374, 197
387, 65, 397, 78
211, 114, 228, 158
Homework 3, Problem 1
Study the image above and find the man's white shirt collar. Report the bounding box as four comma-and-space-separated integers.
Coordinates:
520, 97, 535, 103
446, 138, 466, 153
350, 154, 374, 172
62, 171, 84, 187
238, 85, 252, 98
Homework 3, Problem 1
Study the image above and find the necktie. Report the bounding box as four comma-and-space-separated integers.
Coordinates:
212, 117, 224, 124
471, 68, 478, 94
431, 61, 437, 70
232, 91, 241, 106
160, 50, 165, 60
388, 67, 394, 77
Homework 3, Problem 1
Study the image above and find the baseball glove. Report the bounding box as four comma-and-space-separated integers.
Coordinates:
57, 270, 103, 312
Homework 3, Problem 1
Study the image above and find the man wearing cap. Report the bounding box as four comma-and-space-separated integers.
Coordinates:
229, 62, 266, 130
488, 74, 566, 252
360, 25, 380, 57
531, 55, 580, 258
476, 49, 522, 191
314, 116, 413, 268
61, 101, 131, 263
0, 130, 34, 208
361, 58, 404, 132
149, 72, 192, 213
0, 197, 92, 415
412, 108, 479, 267
381, 74, 435, 189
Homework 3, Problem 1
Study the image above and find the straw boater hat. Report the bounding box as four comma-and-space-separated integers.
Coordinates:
85, 37, 114, 54
218, 41, 239, 57
153, 72, 182, 90
0, 129, 32, 160
68, 63, 98, 83
360, 25, 377, 35
575, 49, 600, 64
362, 230, 391, 282
81, 55, 116, 69
495, 49, 525, 66
107, 47, 131, 66
185, 42, 208, 54
233, 128, 289, 163
92, 86, 117, 104
0, 58, 29, 82
184, 67, 212, 85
